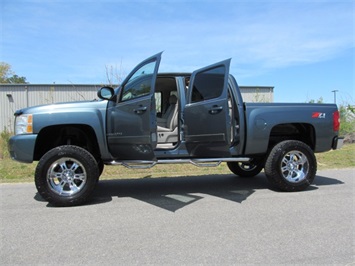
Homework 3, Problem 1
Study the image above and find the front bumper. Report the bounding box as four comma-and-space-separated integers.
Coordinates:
8, 134, 37, 163
332, 136, 344, 150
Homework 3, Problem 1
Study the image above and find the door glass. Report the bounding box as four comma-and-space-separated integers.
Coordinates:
155, 92, 162, 114
121, 61, 156, 102
191, 65, 225, 103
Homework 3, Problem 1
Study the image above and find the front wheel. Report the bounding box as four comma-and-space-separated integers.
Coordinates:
264, 140, 317, 192
35, 145, 99, 207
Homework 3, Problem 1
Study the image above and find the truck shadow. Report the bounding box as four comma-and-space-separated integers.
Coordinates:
85, 173, 344, 212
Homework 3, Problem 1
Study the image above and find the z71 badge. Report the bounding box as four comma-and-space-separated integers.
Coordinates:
312, 112, 326, 118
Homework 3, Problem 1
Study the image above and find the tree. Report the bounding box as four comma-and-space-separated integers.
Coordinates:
0, 62, 12, 83
105, 61, 124, 87
308, 97, 324, 104
339, 104, 355, 135
0, 62, 28, 84
6, 74, 28, 84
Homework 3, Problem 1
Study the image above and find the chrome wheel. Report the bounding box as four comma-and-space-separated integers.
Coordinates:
47, 157, 87, 197
265, 140, 317, 192
36, 145, 99, 206
281, 150, 309, 183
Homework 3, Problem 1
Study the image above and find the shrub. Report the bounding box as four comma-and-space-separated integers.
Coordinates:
339, 105, 355, 136
0, 129, 12, 159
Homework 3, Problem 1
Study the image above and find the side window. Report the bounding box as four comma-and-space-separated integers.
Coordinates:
191, 65, 225, 103
155, 92, 162, 114
120, 61, 156, 102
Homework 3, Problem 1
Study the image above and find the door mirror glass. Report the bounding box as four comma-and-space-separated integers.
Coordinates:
97, 86, 114, 100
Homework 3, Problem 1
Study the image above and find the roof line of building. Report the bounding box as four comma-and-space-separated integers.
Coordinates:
1, 84, 274, 89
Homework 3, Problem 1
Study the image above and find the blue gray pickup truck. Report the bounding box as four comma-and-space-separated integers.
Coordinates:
9, 53, 344, 206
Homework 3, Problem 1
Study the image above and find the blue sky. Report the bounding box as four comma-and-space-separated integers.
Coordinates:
1, 0, 354, 104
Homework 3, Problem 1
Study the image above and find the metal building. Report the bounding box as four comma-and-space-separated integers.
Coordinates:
239, 86, 274, 102
1, 84, 273, 132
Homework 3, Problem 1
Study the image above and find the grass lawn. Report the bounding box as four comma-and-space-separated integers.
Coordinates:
1, 143, 354, 183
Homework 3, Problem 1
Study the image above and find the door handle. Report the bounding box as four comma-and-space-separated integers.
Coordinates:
134, 106, 147, 114
209, 105, 223, 114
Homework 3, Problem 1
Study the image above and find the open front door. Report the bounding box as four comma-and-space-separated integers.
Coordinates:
106, 53, 162, 160
184, 59, 231, 157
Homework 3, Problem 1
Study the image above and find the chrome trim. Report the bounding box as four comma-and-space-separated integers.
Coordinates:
106, 157, 251, 169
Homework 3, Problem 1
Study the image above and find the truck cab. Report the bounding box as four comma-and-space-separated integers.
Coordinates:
98, 52, 245, 164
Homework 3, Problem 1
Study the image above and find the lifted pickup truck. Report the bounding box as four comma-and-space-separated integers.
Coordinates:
9, 52, 343, 206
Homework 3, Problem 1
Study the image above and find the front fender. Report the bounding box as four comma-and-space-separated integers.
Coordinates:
31, 101, 111, 159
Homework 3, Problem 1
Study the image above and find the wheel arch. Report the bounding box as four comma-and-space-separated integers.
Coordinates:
34, 124, 101, 161
268, 123, 315, 151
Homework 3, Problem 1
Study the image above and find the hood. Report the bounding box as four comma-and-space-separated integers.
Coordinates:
15, 100, 108, 116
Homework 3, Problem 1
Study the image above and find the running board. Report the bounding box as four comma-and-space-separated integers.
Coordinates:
106, 157, 250, 169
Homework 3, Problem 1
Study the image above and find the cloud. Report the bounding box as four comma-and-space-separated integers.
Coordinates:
2, 1, 353, 83
106, 1, 353, 76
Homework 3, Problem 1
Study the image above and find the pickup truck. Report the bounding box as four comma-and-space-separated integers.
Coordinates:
8, 52, 344, 206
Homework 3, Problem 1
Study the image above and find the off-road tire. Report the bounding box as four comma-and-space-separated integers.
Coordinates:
264, 140, 317, 192
35, 145, 99, 207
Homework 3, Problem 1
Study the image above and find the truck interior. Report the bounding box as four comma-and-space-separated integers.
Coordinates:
154, 76, 181, 148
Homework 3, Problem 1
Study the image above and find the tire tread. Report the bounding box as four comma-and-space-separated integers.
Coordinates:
264, 140, 317, 192
35, 145, 99, 207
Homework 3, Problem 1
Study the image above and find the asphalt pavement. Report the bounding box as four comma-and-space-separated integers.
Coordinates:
1, 168, 354, 265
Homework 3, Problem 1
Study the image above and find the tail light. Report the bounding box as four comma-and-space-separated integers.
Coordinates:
333, 111, 340, 132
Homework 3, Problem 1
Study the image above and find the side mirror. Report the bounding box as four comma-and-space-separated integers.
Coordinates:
97, 86, 115, 100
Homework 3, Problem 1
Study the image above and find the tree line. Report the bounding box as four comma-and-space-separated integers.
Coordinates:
0, 62, 28, 84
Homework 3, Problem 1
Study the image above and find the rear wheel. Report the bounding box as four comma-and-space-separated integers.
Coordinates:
35, 145, 99, 207
227, 158, 264, 177
264, 140, 317, 192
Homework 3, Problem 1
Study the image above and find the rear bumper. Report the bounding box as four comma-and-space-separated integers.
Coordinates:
8, 134, 37, 163
332, 136, 344, 150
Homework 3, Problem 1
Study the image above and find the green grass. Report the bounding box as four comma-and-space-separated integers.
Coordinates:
1, 143, 354, 183
315, 143, 355, 169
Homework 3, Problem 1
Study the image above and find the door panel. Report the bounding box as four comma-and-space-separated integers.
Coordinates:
184, 59, 231, 157
106, 53, 162, 160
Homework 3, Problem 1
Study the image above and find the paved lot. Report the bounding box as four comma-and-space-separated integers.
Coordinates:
1, 168, 354, 265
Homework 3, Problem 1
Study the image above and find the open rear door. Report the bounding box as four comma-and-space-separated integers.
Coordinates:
184, 59, 231, 157
106, 53, 162, 160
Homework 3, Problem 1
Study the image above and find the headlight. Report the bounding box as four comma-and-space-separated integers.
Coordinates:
15, 114, 33, 135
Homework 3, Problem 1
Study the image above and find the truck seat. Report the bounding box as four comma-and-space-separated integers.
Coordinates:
157, 95, 177, 126
157, 95, 178, 143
